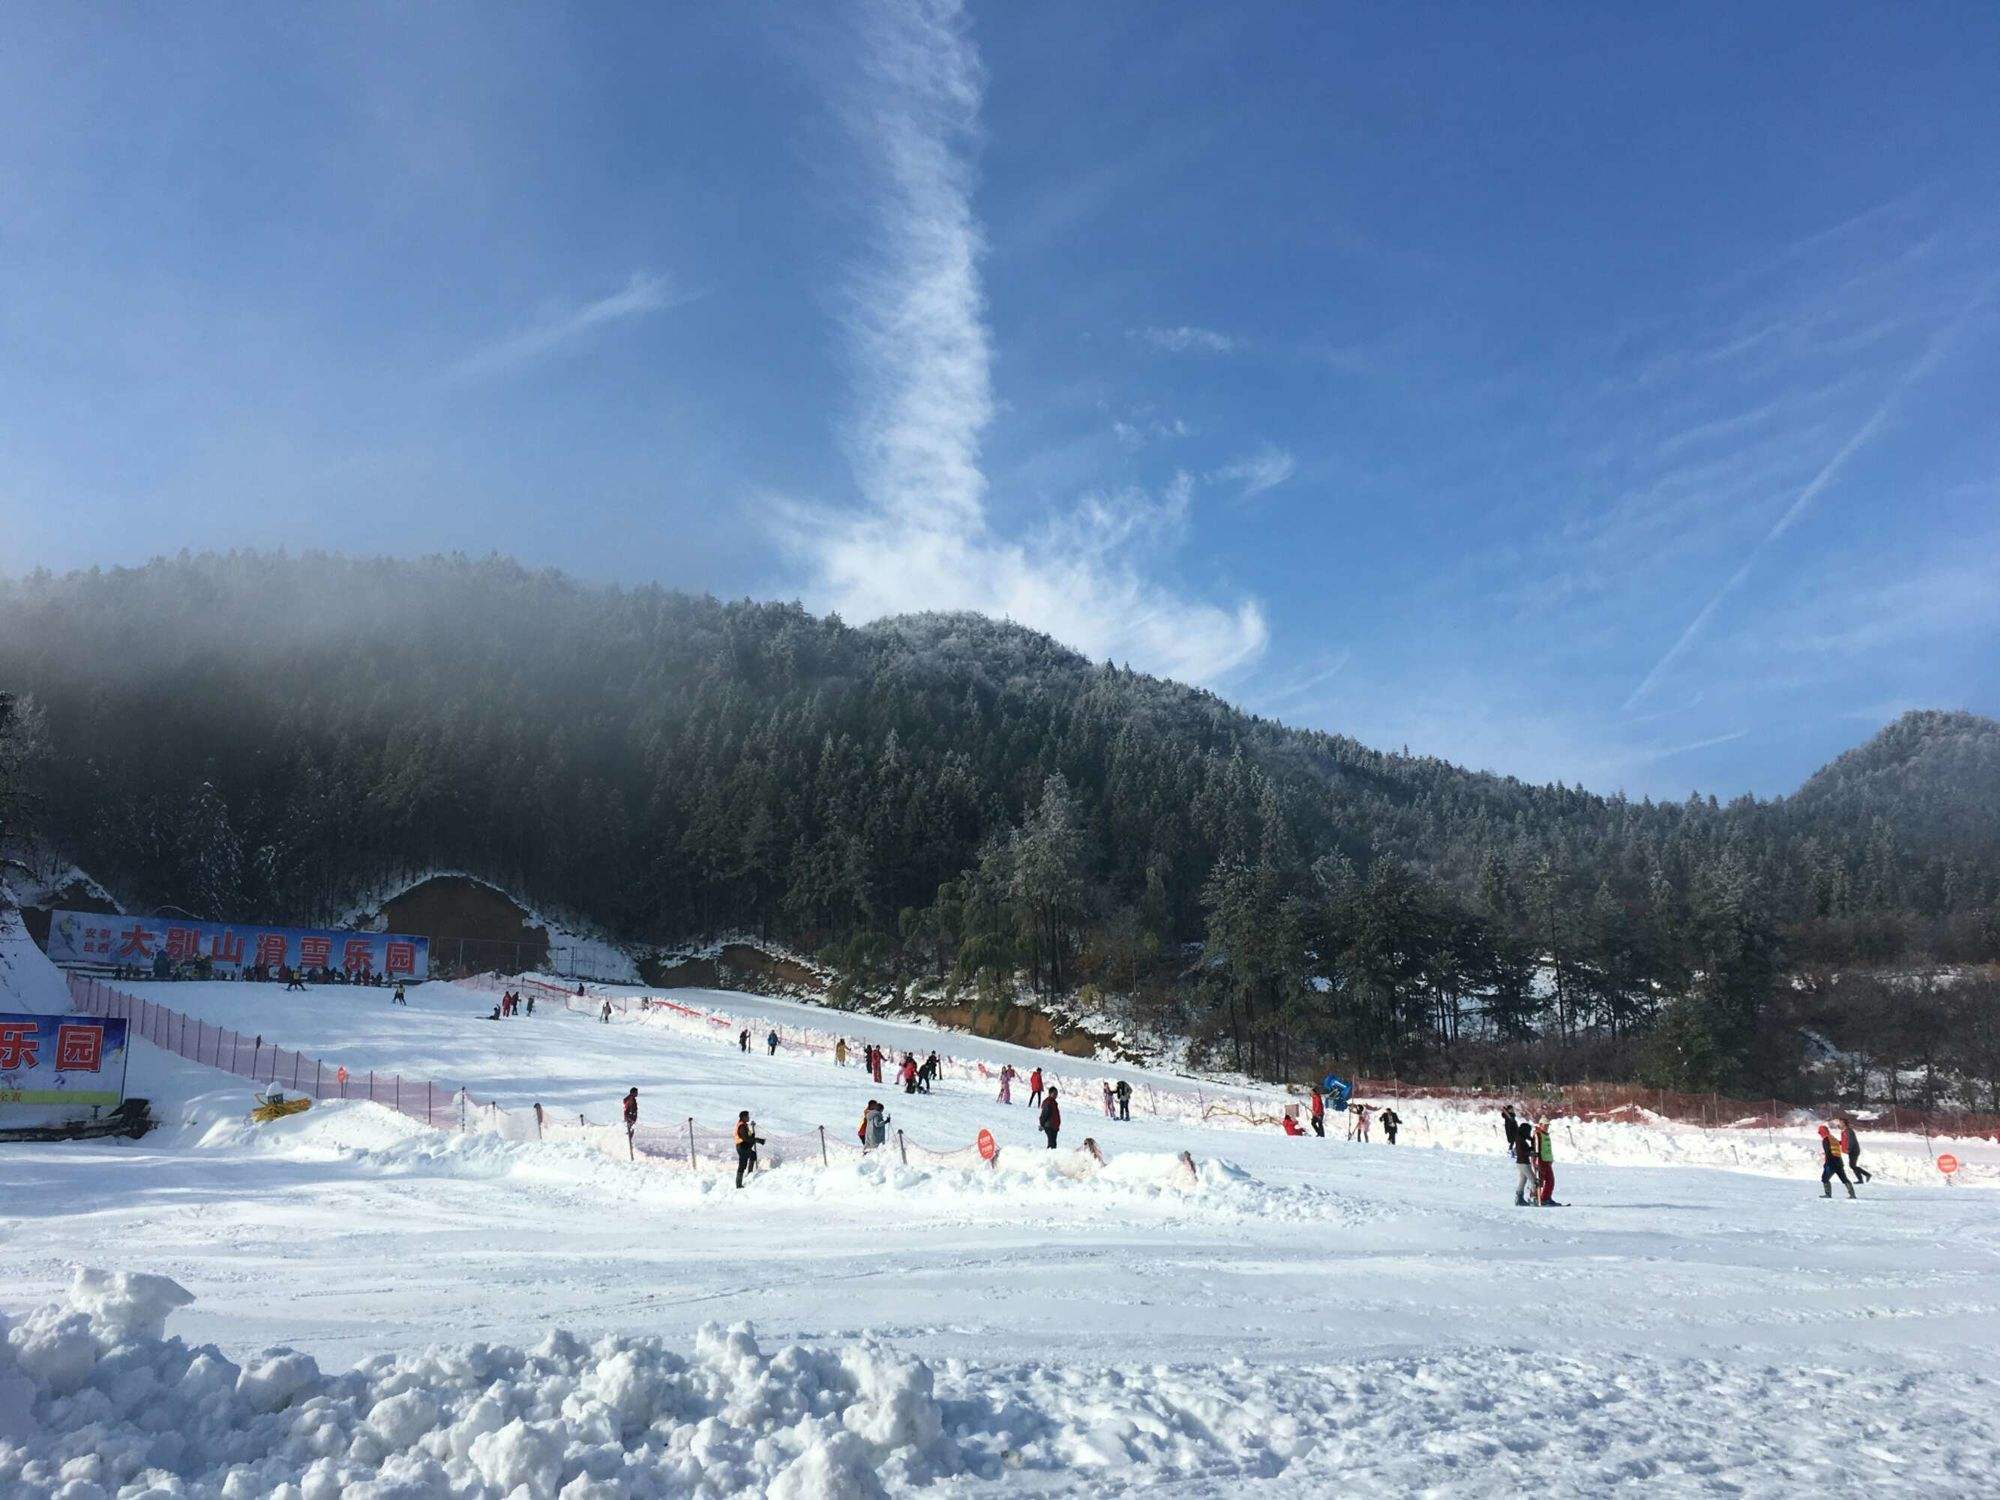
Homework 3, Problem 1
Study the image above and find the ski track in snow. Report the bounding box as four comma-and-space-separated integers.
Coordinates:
2, 962, 1998, 1495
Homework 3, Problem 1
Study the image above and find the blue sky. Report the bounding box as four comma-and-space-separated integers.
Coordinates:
3, 2, 1996, 797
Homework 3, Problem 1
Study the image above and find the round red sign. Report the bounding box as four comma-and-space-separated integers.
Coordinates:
977, 1128, 997, 1162
1936, 1153, 1959, 1175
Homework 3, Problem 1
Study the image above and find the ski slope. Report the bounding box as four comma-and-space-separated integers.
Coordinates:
4, 957, 2000, 1495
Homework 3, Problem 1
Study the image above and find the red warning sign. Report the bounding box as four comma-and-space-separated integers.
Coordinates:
977, 1128, 997, 1162
1937, 1153, 1960, 1176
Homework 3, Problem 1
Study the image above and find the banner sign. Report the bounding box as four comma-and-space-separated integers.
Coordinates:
0, 1012, 129, 1107
44, 910, 429, 981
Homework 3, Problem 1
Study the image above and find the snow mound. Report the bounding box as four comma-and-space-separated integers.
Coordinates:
1, 1270, 959, 1498
0, 904, 72, 1014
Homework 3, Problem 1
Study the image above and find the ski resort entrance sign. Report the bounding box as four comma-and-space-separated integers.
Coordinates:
44, 910, 430, 981
0, 1012, 130, 1108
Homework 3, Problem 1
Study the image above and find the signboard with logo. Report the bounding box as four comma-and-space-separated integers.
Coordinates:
0, 1012, 130, 1108
43, 910, 428, 981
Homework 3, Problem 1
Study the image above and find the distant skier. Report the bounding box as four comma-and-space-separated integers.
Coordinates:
998, 1064, 1016, 1104
1309, 1088, 1326, 1138
739, 1028, 750, 1053
1115, 1079, 1132, 1121
600, 1000, 612, 1023
284, 967, 305, 993
1818, 1125, 1856, 1199
766, 1029, 779, 1057
835, 1039, 849, 1067
393, 983, 406, 1006
525, 995, 534, 1017
1102, 1081, 1116, 1118
1380, 1107, 1401, 1144
1512, 1113, 1538, 1206
1039, 1088, 1061, 1149
1840, 1119, 1871, 1184
1534, 1117, 1557, 1205
1029, 1067, 1044, 1106
734, 1111, 764, 1188
622, 1087, 639, 1144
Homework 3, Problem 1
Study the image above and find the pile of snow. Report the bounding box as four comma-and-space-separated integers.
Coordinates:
6, 1268, 1995, 1497
0, 904, 71, 1015
1, 1269, 959, 1497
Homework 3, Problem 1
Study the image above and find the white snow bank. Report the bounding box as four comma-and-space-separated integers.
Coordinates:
6, 1268, 1995, 1497
0, 904, 71, 1015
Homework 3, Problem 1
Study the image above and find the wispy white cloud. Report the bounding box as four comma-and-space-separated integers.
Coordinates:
784, 0, 1267, 685
448, 272, 685, 382
1210, 443, 1296, 501
1623, 316, 1974, 710
1130, 324, 1242, 355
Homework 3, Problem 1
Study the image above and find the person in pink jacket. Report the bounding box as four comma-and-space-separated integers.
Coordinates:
998, 1064, 1016, 1103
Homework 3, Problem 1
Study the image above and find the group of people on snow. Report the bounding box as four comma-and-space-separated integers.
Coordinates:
490, 989, 532, 1018
1289, 1087, 1400, 1144
1817, 1119, 1871, 1197
1500, 1105, 1559, 1205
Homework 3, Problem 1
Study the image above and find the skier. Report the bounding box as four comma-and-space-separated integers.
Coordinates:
284, 967, 305, 993
1102, 1081, 1116, 1118
1309, 1088, 1326, 1138
1115, 1079, 1132, 1121
734, 1111, 764, 1188
1029, 1067, 1044, 1106
622, 1087, 639, 1144
1039, 1087, 1061, 1149
1534, 1117, 1557, 1206
835, 1039, 849, 1067
739, 1028, 750, 1053
1380, 1107, 1402, 1144
766, 1029, 779, 1057
1511, 1113, 1538, 1206
392, 982, 407, 1005
1840, 1119, 1871, 1184
600, 1000, 612, 1023
1818, 1125, 1856, 1199
998, 1064, 1016, 1104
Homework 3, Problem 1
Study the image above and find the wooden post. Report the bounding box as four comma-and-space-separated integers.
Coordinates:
314, 1060, 322, 1097
897, 1129, 907, 1166
819, 1125, 828, 1166
686, 1116, 696, 1168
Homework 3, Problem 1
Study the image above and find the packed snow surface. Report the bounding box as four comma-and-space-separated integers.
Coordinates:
4, 956, 1999, 1495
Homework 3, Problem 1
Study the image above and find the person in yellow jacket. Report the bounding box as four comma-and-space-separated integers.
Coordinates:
1818, 1125, 1855, 1199
734, 1110, 765, 1188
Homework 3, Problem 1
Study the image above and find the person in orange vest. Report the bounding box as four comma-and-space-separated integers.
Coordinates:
1818, 1125, 1855, 1199
734, 1111, 765, 1188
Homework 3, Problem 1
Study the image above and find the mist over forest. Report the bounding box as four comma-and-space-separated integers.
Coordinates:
3, 551, 1997, 1102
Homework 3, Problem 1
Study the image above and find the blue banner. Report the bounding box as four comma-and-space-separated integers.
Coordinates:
44, 910, 429, 980
0, 1012, 129, 1107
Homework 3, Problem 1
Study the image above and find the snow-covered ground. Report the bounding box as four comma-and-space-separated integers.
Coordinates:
5, 948, 2000, 1494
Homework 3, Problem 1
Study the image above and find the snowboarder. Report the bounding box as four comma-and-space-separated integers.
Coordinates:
835, 1039, 849, 1067
1039, 1088, 1061, 1149
1115, 1079, 1132, 1121
998, 1064, 1016, 1103
1511, 1113, 1538, 1205
622, 1088, 639, 1143
1380, 1107, 1401, 1144
1102, 1081, 1116, 1118
1818, 1125, 1856, 1198
739, 1028, 750, 1053
1309, 1088, 1326, 1137
1534, 1117, 1557, 1205
766, 1029, 779, 1057
734, 1111, 764, 1188
1028, 1068, 1044, 1106
1840, 1119, 1871, 1184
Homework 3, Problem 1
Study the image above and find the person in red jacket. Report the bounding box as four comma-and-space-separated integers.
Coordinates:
1281, 1112, 1304, 1136
899, 1053, 918, 1094
1029, 1067, 1044, 1106
1309, 1088, 1325, 1138
1039, 1088, 1061, 1148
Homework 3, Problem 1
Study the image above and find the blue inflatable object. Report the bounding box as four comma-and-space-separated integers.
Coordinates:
1320, 1073, 1353, 1109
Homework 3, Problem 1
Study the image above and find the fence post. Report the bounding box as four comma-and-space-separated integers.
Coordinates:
315, 1060, 322, 1097
820, 1125, 828, 1166
292, 1054, 301, 1090
428, 1081, 434, 1126
897, 1129, 907, 1166
368, 1071, 375, 1104
687, 1116, 697, 1168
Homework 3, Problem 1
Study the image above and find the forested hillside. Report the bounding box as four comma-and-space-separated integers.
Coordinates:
3, 553, 1997, 1098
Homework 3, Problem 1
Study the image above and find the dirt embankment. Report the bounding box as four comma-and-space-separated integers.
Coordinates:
640, 944, 825, 993
916, 999, 1109, 1058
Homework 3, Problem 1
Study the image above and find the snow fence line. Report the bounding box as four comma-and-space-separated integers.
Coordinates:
64, 976, 1194, 1186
